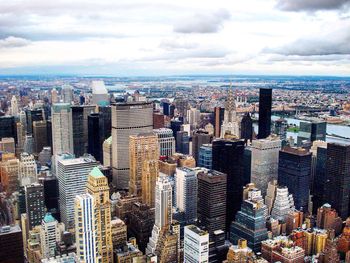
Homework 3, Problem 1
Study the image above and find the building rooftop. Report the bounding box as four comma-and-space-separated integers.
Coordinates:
59, 156, 96, 166
43, 213, 56, 223
90, 166, 104, 178
281, 146, 311, 156
186, 225, 208, 236
0, 224, 21, 235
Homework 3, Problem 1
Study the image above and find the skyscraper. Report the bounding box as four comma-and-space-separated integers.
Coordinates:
57, 156, 97, 229
174, 167, 198, 223
240, 113, 253, 144
111, 101, 153, 189
221, 88, 240, 138
197, 169, 227, 234
91, 80, 110, 106
176, 130, 189, 154
51, 88, 59, 104
10, 95, 19, 116
212, 139, 245, 231
62, 85, 74, 104
32, 120, 48, 154
214, 107, 225, 138
40, 213, 63, 258
0, 116, 16, 142
271, 186, 295, 221
19, 152, 37, 186
86, 167, 113, 263
153, 128, 175, 158
51, 103, 74, 155
258, 88, 272, 139
0, 225, 24, 263
25, 183, 45, 230
192, 130, 212, 162
198, 144, 212, 169
26, 108, 44, 135
142, 160, 159, 207
297, 121, 327, 146
278, 147, 312, 211
184, 225, 209, 263
75, 194, 100, 263
326, 143, 350, 220
129, 132, 159, 196
251, 136, 281, 196
274, 118, 288, 143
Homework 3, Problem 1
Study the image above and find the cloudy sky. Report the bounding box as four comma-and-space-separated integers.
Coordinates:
0, 0, 350, 76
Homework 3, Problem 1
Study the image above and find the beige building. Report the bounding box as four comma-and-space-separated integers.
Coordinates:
0, 156, 20, 194
103, 136, 112, 167
142, 160, 159, 207
111, 218, 127, 249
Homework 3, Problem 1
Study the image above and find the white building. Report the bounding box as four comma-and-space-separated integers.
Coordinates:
251, 136, 282, 196
271, 186, 295, 221
57, 156, 97, 229
221, 88, 240, 138
51, 88, 59, 104
20, 152, 37, 186
62, 85, 73, 104
91, 80, 109, 106
187, 108, 200, 127
184, 225, 209, 263
11, 95, 19, 116
153, 128, 175, 157
40, 213, 64, 258
175, 167, 197, 222
75, 194, 100, 263
52, 103, 74, 156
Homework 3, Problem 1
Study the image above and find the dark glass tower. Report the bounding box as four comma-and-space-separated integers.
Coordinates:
212, 139, 246, 232
163, 102, 170, 116
258, 88, 272, 139
297, 121, 327, 146
214, 107, 225, 138
39, 175, 60, 221
326, 143, 350, 220
278, 147, 312, 211
176, 131, 189, 154
240, 113, 253, 144
192, 130, 212, 162
170, 119, 183, 137
0, 116, 16, 141
312, 146, 328, 214
26, 109, 43, 134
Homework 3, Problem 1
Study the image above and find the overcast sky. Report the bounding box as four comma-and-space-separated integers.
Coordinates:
0, 0, 349, 76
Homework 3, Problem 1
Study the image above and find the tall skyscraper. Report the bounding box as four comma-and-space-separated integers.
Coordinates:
240, 113, 253, 144
184, 225, 209, 263
32, 120, 48, 154
57, 156, 97, 229
258, 88, 272, 139
0, 116, 16, 142
297, 121, 327, 146
10, 95, 19, 116
192, 130, 212, 162
271, 186, 295, 221
40, 213, 63, 259
142, 160, 159, 207
174, 167, 198, 223
75, 194, 100, 263
51, 88, 59, 104
221, 88, 240, 138
326, 143, 350, 220
51, 103, 74, 155
19, 152, 37, 186
62, 85, 74, 104
197, 170, 227, 234
71, 105, 96, 157
198, 144, 212, 169
274, 118, 288, 143
0, 225, 24, 263
86, 167, 113, 262
25, 183, 45, 230
251, 136, 281, 196
187, 107, 201, 128
153, 128, 175, 158
91, 80, 110, 106
26, 108, 44, 135
176, 130, 189, 154
129, 132, 159, 196
212, 139, 246, 231
0, 157, 20, 194
111, 101, 153, 189
214, 107, 225, 138
278, 147, 312, 211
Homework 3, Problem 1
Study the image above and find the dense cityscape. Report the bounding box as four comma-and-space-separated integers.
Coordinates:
0, 75, 349, 263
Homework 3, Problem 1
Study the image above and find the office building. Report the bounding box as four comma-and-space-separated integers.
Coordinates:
75, 194, 100, 263
0, 137, 15, 153
39, 174, 60, 221
25, 183, 46, 230
10, 95, 19, 116
274, 118, 288, 143
325, 143, 350, 220
86, 167, 113, 262
0, 225, 24, 263
57, 156, 97, 229
297, 121, 327, 146
212, 139, 246, 231
271, 186, 295, 221
258, 88, 272, 139
111, 218, 127, 249
170, 119, 183, 138
192, 130, 212, 162
51, 88, 59, 104
316, 204, 343, 236
23, 134, 34, 154
174, 97, 188, 119
184, 225, 209, 263
278, 147, 312, 211
142, 160, 159, 207
197, 169, 227, 234
187, 107, 201, 128
163, 101, 170, 116
198, 144, 212, 169
33, 120, 48, 154
214, 107, 225, 138
111, 101, 153, 189
51, 103, 74, 155
153, 128, 175, 157
91, 80, 109, 106
240, 113, 253, 144
26, 108, 44, 135
221, 88, 240, 138
337, 217, 350, 256
251, 136, 281, 196
175, 167, 197, 223
153, 112, 165, 129
0, 157, 20, 194
102, 136, 112, 167
0, 116, 16, 141
176, 130, 190, 154
129, 132, 159, 196
62, 85, 74, 104
40, 213, 63, 259
20, 152, 37, 186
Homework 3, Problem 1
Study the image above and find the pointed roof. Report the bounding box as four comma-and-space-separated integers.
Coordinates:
90, 166, 104, 178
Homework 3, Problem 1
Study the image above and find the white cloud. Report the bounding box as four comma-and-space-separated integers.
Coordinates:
0, 36, 31, 48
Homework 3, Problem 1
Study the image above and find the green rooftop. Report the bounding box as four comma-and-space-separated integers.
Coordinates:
90, 166, 104, 178
43, 213, 56, 223
105, 136, 112, 144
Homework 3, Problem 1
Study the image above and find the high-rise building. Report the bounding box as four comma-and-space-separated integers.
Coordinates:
62, 85, 74, 104
187, 107, 201, 128
162, 102, 170, 116
75, 193, 100, 263
192, 130, 212, 162
91, 80, 110, 106
86, 167, 113, 262
142, 160, 159, 207
198, 144, 212, 169
0, 137, 15, 153
278, 147, 312, 211
57, 156, 97, 229
212, 139, 246, 231
25, 183, 46, 230
240, 113, 253, 144
316, 204, 343, 235
72, 105, 96, 157
197, 169, 227, 234
0, 116, 16, 142
33, 120, 48, 154
170, 119, 183, 138
258, 88, 272, 139
297, 121, 327, 146
214, 107, 225, 138
111, 101, 153, 189
274, 118, 288, 143
221, 88, 240, 138
176, 130, 189, 154
102, 136, 112, 167
40, 213, 63, 259
251, 136, 281, 196
51, 103, 74, 155
23, 134, 34, 154
10, 95, 19, 116
325, 143, 350, 220
0, 225, 24, 263
111, 218, 127, 249
153, 112, 165, 129
174, 97, 188, 119
26, 108, 44, 135
153, 128, 175, 158
184, 225, 209, 263
51, 88, 59, 104
39, 174, 60, 221
270, 186, 295, 221
175, 167, 198, 223
19, 152, 37, 186
129, 132, 159, 196
0, 157, 20, 194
